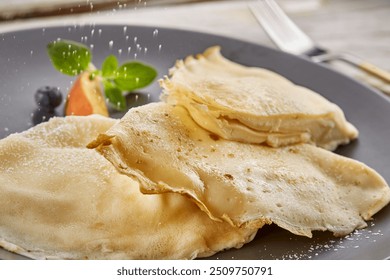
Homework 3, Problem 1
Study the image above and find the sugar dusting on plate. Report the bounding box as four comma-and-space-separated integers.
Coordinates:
278, 221, 384, 260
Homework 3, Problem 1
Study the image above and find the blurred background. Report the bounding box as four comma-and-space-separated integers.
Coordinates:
0, 0, 228, 20
0, 0, 389, 94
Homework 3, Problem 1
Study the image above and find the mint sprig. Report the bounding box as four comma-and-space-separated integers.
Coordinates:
46, 39, 157, 111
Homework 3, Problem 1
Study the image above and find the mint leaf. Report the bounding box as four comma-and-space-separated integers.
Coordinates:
102, 55, 118, 77
47, 40, 91, 76
114, 62, 157, 91
104, 81, 126, 111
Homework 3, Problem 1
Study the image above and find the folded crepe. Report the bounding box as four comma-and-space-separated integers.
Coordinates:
161, 46, 358, 151
90, 102, 390, 238
0, 115, 257, 260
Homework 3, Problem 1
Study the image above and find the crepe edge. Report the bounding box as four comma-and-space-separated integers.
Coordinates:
88, 133, 270, 232
159, 46, 359, 151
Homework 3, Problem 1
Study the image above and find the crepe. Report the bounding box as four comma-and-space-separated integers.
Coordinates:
90, 102, 390, 238
0, 115, 257, 260
161, 46, 358, 151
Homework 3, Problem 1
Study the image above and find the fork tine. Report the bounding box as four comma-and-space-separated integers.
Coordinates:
249, 0, 315, 55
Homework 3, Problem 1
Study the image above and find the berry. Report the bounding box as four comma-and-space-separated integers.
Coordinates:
35, 86, 63, 108
32, 107, 57, 125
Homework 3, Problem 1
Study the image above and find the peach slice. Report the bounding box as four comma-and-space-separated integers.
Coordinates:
65, 71, 109, 116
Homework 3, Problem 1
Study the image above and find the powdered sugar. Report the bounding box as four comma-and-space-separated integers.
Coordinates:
278, 221, 385, 260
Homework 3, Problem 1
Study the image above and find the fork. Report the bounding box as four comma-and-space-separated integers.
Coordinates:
249, 0, 390, 83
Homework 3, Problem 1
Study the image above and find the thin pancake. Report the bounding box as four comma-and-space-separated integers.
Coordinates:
0, 115, 257, 259
161, 46, 358, 150
91, 102, 390, 237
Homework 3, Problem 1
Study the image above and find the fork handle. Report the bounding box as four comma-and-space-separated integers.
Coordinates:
358, 61, 390, 83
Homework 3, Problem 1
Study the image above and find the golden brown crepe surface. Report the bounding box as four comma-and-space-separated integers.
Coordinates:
91, 102, 390, 238
0, 115, 257, 259
161, 46, 358, 150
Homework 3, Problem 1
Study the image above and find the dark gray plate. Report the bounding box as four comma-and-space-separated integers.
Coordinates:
0, 25, 389, 260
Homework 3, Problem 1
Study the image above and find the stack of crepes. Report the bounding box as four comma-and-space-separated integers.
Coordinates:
1, 46, 389, 259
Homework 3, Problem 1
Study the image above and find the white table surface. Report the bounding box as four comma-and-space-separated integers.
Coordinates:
0, 0, 389, 94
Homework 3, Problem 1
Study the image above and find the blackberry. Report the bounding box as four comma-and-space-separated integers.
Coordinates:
35, 86, 63, 108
